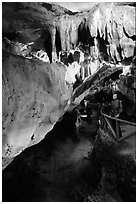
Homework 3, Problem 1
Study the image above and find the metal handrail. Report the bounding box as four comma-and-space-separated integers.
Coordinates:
100, 105, 136, 141
101, 107, 136, 126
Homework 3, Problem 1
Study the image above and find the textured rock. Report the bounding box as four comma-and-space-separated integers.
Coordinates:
91, 128, 136, 202
2, 52, 71, 158
88, 3, 135, 61
2, 2, 136, 195
2, 115, 135, 201
2, 2, 136, 62
118, 73, 136, 122
72, 63, 123, 103
2, 110, 94, 202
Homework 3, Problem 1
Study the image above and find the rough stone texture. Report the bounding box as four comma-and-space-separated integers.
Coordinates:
2, 52, 71, 158
72, 64, 123, 102
3, 119, 134, 202
2, 3, 136, 200
2, 110, 94, 202
90, 128, 136, 202
88, 3, 135, 60
118, 64, 136, 122
2, 2, 136, 62
70, 61, 136, 123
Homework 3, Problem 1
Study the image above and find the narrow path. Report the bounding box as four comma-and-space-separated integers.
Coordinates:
120, 124, 136, 140
118, 124, 136, 157
2, 130, 95, 202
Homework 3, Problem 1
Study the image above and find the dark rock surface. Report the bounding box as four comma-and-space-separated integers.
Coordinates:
2, 111, 136, 202
90, 128, 136, 202
2, 110, 95, 202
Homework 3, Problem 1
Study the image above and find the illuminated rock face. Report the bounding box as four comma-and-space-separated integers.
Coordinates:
2, 52, 71, 158
88, 3, 136, 61
2, 2, 136, 63
2, 2, 136, 159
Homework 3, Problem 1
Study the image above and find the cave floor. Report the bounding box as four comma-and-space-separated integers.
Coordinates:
3, 123, 135, 202
42, 136, 94, 202
3, 131, 96, 201
118, 124, 136, 158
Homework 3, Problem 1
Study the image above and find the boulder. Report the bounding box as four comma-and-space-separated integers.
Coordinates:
2, 52, 71, 158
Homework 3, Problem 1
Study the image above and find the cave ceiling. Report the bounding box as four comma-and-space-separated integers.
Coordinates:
2, 2, 136, 62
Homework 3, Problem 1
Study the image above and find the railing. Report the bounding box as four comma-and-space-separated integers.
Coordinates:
101, 105, 136, 142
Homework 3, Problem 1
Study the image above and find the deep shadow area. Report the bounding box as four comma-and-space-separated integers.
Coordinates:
2, 106, 136, 202
2, 110, 96, 202
78, 19, 93, 52
44, 30, 52, 63
55, 28, 62, 57
96, 30, 110, 62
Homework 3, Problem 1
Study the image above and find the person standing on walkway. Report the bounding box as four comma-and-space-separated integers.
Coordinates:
111, 93, 123, 138
111, 94, 123, 118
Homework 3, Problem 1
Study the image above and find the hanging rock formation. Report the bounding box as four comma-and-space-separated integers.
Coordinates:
3, 2, 136, 62
2, 2, 136, 164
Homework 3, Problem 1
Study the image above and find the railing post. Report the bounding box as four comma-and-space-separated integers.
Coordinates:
116, 120, 120, 140
101, 105, 136, 142
104, 117, 117, 141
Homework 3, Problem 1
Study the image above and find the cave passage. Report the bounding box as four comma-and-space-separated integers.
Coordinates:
2, 2, 136, 202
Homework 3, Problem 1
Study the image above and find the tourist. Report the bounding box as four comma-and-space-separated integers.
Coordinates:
111, 93, 123, 138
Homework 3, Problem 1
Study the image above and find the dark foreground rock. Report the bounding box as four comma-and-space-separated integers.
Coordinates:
2, 110, 95, 202
90, 128, 136, 202
2, 110, 136, 202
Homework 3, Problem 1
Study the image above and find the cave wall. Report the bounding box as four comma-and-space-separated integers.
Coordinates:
2, 2, 136, 158
2, 52, 71, 158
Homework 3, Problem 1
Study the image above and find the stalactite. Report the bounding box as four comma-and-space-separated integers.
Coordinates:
51, 26, 56, 61
46, 2, 135, 62
2, 2, 135, 63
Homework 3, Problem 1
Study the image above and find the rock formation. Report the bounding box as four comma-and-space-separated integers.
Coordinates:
2, 1, 136, 158
2, 109, 136, 202
2, 2, 136, 201
2, 51, 71, 160
3, 2, 136, 62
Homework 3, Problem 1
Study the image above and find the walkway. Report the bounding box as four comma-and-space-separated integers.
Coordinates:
101, 105, 136, 157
